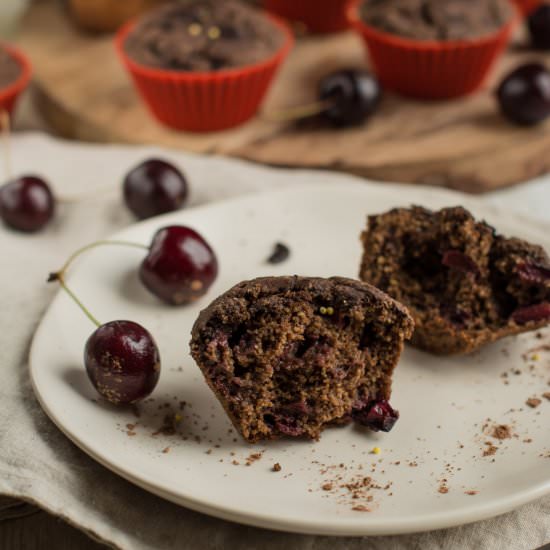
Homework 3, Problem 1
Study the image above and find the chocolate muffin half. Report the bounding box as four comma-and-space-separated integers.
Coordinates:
360, 206, 550, 355
190, 276, 413, 443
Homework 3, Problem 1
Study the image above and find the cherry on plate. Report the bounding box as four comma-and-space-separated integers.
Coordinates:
140, 225, 218, 305
0, 175, 55, 232
85, 320, 160, 404
497, 63, 550, 126
123, 159, 188, 220
318, 69, 382, 127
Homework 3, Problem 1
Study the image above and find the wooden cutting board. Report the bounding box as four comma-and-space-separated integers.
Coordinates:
16, 0, 550, 193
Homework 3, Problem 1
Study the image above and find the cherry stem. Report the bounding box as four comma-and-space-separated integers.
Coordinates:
263, 99, 331, 122
49, 240, 149, 328
0, 110, 12, 181
56, 275, 102, 328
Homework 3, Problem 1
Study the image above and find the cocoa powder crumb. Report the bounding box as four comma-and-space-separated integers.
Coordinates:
352, 505, 370, 512
526, 398, 542, 408
465, 490, 478, 495
272, 463, 282, 472
162, 447, 171, 454
483, 445, 498, 457
322, 483, 333, 491
245, 452, 263, 466
438, 485, 449, 494
491, 424, 512, 440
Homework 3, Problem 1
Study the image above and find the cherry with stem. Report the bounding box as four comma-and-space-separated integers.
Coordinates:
48, 240, 161, 405
264, 69, 382, 127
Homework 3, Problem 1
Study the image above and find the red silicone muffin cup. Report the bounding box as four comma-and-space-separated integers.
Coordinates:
348, 1, 518, 100
264, 0, 353, 33
0, 44, 32, 115
512, 0, 542, 15
115, 14, 294, 132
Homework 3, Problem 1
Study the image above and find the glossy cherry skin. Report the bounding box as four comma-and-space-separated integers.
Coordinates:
497, 63, 550, 126
318, 70, 382, 127
84, 320, 160, 404
139, 225, 218, 305
0, 176, 55, 232
528, 5, 550, 50
123, 159, 188, 220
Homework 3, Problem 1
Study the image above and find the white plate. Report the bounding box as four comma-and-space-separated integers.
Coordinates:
30, 183, 550, 536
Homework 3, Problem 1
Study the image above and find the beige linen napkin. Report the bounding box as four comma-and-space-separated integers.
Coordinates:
0, 133, 548, 550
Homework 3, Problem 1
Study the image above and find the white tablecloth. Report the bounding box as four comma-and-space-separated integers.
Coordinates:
1, 133, 548, 550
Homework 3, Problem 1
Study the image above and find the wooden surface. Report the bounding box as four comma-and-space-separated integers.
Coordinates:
0, 511, 108, 550
0, 497, 108, 550
16, 1, 550, 193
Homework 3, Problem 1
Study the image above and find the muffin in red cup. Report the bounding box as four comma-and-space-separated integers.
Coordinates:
264, 0, 353, 33
349, 0, 518, 100
0, 44, 31, 115
512, 0, 542, 15
115, 0, 293, 132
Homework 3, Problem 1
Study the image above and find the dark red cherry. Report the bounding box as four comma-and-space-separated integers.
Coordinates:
123, 159, 188, 220
84, 320, 160, 404
319, 70, 382, 127
517, 261, 550, 284
0, 175, 55, 232
511, 302, 550, 324
528, 5, 550, 50
441, 250, 479, 274
139, 225, 218, 305
353, 399, 399, 432
497, 63, 550, 126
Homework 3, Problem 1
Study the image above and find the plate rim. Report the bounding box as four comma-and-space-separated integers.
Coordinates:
29, 182, 550, 536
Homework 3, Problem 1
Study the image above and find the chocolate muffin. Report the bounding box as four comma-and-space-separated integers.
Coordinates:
360, 0, 513, 41
360, 206, 550, 355
190, 276, 413, 443
124, 0, 285, 71
0, 47, 21, 90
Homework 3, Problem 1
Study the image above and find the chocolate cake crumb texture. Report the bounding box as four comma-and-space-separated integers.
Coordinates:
360, 0, 512, 41
360, 206, 550, 355
125, 0, 284, 71
491, 424, 512, 440
190, 276, 413, 443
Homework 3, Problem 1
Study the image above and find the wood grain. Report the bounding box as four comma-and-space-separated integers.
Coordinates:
0, 510, 109, 550
16, 0, 550, 193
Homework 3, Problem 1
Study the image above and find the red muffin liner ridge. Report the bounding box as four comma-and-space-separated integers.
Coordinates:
115, 14, 294, 132
264, 0, 353, 33
348, 0, 518, 100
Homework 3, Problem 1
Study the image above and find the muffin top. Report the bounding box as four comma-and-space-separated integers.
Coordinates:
124, 0, 285, 72
0, 47, 21, 89
360, 0, 513, 41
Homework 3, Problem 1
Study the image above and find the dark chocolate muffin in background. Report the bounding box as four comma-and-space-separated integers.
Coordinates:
124, 0, 285, 71
0, 47, 21, 90
360, 0, 513, 41
360, 206, 550, 355
191, 276, 413, 443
